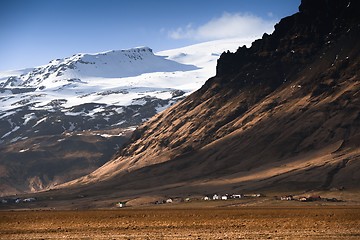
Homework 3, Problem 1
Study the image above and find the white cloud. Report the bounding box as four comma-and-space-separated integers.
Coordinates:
168, 12, 276, 41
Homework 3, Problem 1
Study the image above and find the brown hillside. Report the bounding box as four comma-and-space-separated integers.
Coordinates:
0, 128, 132, 196
59, 0, 360, 196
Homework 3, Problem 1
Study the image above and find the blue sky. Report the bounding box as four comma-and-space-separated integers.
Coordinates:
0, 0, 300, 71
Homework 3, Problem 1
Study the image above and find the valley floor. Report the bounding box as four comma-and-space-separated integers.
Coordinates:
1, 206, 360, 239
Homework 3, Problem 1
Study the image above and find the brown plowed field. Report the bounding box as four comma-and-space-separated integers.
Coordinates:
1, 207, 360, 239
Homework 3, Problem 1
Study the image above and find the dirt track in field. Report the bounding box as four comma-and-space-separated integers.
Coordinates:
1, 207, 360, 239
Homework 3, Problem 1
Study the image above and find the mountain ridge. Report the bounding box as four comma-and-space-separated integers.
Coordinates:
1, 47, 198, 89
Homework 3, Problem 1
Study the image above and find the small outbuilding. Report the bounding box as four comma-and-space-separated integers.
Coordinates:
280, 195, 293, 201
231, 194, 243, 199
299, 197, 308, 202
212, 194, 219, 200
23, 197, 36, 202
221, 195, 228, 200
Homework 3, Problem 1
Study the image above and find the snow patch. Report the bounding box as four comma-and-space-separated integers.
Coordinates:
99, 134, 113, 138
34, 117, 48, 127
1, 126, 20, 139
19, 148, 30, 153
23, 113, 37, 125
0, 111, 16, 120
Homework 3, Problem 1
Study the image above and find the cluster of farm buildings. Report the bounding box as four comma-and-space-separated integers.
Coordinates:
117, 193, 264, 208
116, 193, 342, 208
157, 193, 264, 205
277, 195, 341, 202
1, 197, 36, 204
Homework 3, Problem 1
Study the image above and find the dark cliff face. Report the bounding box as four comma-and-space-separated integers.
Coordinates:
216, 0, 359, 78
165, 0, 360, 152
61, 0, 360, 195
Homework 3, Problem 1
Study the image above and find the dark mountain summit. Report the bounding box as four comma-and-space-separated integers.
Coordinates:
217, 0, 359, 77
21, 0, 360, 204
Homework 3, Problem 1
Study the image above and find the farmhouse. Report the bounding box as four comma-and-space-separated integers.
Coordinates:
221, 195, 228, 200
231, 194, 243, 199
299, 197, 308, 202
23, 197, 36, 202
280, 195, 293, 201
212, 194, 219, 200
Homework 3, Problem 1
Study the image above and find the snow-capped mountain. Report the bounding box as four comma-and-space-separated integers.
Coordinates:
0, 38, 255, 195
0, 47, 197, 89
0, 39, 253, 144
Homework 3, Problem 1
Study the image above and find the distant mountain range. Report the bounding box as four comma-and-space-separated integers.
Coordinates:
0, 38, 253, 196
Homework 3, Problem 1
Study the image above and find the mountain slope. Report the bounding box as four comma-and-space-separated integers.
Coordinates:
60, 0, 360, 196
0, 39, 253, 196
0, 128, 133, 196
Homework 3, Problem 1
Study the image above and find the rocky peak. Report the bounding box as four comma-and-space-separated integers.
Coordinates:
216, 0, 359, 78
298, 0, 357, 18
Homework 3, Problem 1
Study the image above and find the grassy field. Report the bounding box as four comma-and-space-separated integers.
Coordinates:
1, 206, 360, 239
